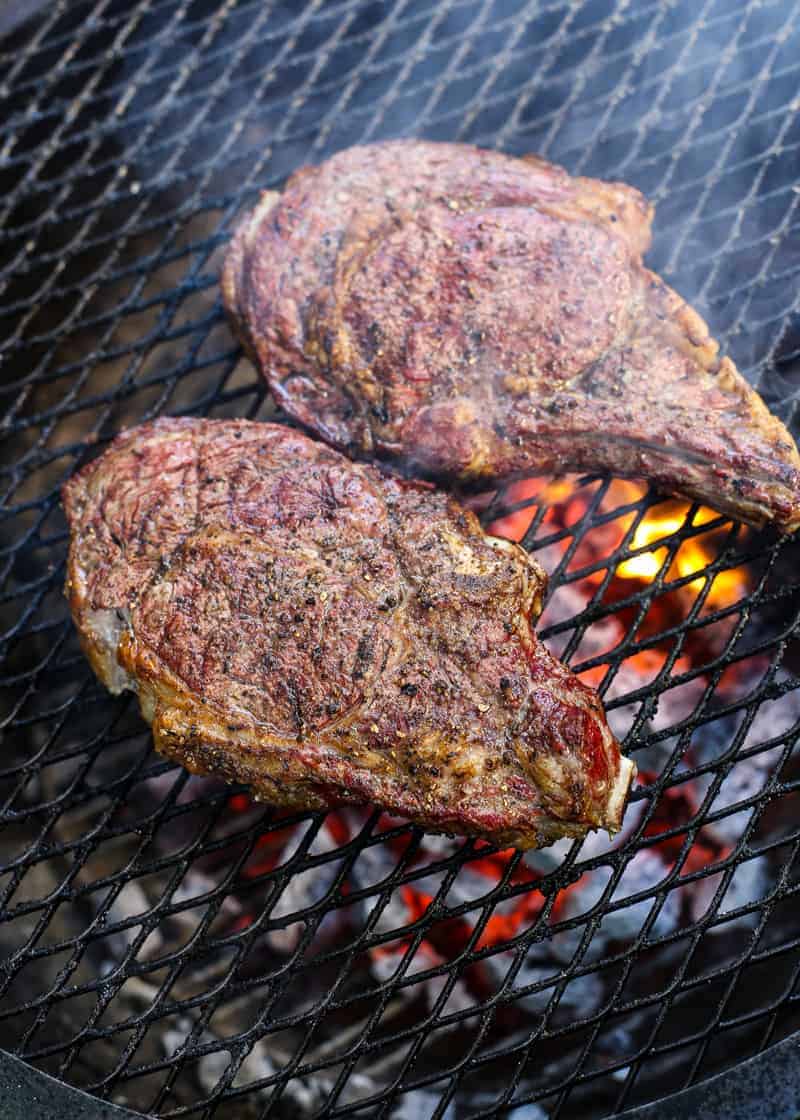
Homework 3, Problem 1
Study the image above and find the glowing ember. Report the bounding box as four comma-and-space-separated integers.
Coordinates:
485, 478, 575, 541
613, 486, 749, 609
486, 476, 749, 612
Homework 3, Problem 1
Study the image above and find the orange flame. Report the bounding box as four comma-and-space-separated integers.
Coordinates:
611, 483, 748, 609
487, 477, 748, 611
486, 478, 576, 542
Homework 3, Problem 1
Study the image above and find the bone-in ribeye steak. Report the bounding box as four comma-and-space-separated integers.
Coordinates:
62, 418, 634, 848
222, 140, 800, 530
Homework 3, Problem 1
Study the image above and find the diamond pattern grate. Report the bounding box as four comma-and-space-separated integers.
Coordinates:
2, 1, 800, 1118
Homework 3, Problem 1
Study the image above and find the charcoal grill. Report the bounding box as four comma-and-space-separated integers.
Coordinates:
3, 1, 800, 1117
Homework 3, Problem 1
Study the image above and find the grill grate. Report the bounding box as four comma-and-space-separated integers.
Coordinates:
2, 1, 800, 1118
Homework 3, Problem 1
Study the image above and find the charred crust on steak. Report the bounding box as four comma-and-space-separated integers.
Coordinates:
222, 139, 800, 531
62, 417, 635, 849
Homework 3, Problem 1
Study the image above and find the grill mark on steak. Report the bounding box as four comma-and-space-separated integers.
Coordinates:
222, 140, 800, 531
62, 417, 635, 849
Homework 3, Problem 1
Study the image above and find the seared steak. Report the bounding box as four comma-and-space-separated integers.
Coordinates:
222, 140, 800, 531
62, 417, 634, 849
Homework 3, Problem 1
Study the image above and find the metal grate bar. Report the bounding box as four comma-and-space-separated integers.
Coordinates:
3, 1, 800, 1118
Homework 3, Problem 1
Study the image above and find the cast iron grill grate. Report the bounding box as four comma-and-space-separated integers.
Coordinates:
2, 1, 800, 1118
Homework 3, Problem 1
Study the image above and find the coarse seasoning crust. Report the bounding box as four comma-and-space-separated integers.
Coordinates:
62, 417, 635, 849
222, 139, 800, 531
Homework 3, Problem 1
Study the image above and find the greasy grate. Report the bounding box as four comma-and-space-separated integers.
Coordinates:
2, 1, 800, 1118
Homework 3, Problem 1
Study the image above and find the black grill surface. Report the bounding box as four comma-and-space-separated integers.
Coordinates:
2, 2, 800, 1118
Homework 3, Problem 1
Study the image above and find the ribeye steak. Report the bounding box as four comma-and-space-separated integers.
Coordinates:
222, 140, 800, 530
62, 417, 634, 848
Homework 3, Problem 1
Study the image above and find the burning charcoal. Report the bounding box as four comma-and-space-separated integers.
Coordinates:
415, 832, 464, 859
480, 940, 605, 1019
742, 688, 800, 746
555, 863, 612, 924
691, 676, 800, 828
600, 849, 682, 943
697, 744, 785, 847
369, 924, 450, 986
359, 861, 480, 1015
443, 865, 502, 908
507, 1103, 549, 1120
350, 831, 482, 1004
689, 854, 769, 932
170, 869, 244, 939
510, 957, 605, 1018
541, 915, 608, 968
161, 1018, 227, 1097
597, 1023, 640, 1081
691, 685, 800, 849
469, 1092, 548, 1119
523, 836, 579, 874
267, 821, 343, 953
541, 851, 682, 961
425, 968, 478, 1017
367, 886, 413, 938
236, 1039, 332, 1114
371, 938, 433, 991
350, 835, 404, 892
350, 841, 412, 937
391, 1089, 456, 1119
162, 1020, 331, 1115
603, 658, 706, 740
101, 878, 163, 965
369, 932, 473, 1018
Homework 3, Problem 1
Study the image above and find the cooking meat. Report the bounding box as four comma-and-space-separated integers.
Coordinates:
222, 140, 800, 531
62, 417, 634, 849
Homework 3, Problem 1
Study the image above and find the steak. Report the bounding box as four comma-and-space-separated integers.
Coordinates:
222, 140, 800, 531
62, 417, 634, 849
